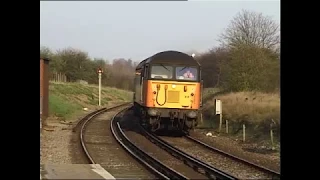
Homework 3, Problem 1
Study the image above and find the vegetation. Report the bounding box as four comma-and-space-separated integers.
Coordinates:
194, 10, 280, 145
202, 91, 280, 132
197, 10, 280, 92
41, 47, 137, 91
48, 82, 132, 121
41, 9, 280, 142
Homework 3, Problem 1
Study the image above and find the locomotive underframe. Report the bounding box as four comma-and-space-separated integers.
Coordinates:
133, 102, 199, 132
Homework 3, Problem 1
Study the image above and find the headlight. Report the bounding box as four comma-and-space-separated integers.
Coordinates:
187, 111, 197, 118
148, 109, 158, 116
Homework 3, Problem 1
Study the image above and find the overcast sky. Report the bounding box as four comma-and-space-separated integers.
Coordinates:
40, 0, 280, 62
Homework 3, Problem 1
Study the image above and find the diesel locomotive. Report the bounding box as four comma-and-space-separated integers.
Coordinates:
133, 50, 203, 132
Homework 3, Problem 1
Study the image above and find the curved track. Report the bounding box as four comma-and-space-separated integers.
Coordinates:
140, 127, 237, 180
77, 103, 156, 179
110, 107, 188, 180
184, 135, 281, 179
158, 133, 280, 179
78, 103, 131, 164
76, 104, 280, 180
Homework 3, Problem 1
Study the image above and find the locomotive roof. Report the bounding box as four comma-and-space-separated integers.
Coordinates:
135, 50, 200, 70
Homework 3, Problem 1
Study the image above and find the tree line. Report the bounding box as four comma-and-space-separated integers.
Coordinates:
197, 10, 280, 92
40, 10, 280, 92
40, 46, 138, 91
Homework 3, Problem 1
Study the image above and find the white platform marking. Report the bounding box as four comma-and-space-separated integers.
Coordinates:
91, 164, 115, 179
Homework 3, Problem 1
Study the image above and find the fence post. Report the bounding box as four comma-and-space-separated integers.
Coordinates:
226, 120, 228, 133
50, 72, 67, 83
270, 127, 274, 147
242, 124, 246, 142
270, 119, 276, 149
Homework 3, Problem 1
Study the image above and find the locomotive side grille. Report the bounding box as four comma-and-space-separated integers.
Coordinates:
167, 91, 180, 103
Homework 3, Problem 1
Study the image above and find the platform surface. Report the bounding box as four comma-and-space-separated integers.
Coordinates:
40, 164, 115, 179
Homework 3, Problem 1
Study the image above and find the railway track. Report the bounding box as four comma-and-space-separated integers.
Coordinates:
139, 126, 237, 180
184, 135, 281, 178
113, 107, 238, 179
75, 103, 155, 179
158, 133, 281, 179
70, 105, 127, 164
78, 103, 130, 163
111, 107, 188, 180
75, 104, 280, 179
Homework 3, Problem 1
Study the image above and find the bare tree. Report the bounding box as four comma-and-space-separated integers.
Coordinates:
219, 10, 280, 50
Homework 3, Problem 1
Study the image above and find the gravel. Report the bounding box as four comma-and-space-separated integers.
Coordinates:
161, 136, 274, 179
40, 122, 74, 164
120, 110, 208, 179
189, 129, 280, 172
40, 105, 279, 179
40, 103, 127, 165
40, 105, 155, 180
83, 108, 155, 179
40, 109, 100, 164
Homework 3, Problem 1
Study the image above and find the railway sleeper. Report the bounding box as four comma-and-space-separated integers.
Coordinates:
140, 126, 236, 180
113, 118, 188, 180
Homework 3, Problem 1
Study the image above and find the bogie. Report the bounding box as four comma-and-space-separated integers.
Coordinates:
133, 103, 197, 133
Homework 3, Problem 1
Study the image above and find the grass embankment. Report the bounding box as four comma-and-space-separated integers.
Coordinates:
200, 88, 280, 144
48, 82, 133, 121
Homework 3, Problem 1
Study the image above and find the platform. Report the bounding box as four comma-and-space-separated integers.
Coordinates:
40, 164, 115, 179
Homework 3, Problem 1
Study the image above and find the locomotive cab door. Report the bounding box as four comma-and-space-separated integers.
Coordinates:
199, 67, 203, 107
134, 70, 142, 103
200, 79, 204, 107
141, 65, 149, 105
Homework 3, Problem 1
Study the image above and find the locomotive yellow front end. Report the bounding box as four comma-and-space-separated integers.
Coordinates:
133, 51, 202, 133
146, 80, 200, 111
143, 65, 202, 132
145, 80, 201, 131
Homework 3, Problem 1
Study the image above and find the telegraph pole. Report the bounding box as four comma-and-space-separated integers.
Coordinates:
98, 68, 103, 106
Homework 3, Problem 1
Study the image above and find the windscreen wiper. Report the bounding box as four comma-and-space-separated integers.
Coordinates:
179, 66, 188, 72
160, 64, 170, 71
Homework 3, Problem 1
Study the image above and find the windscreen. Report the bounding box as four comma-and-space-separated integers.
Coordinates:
150, 65, 173, 79
176, 66, 198, 81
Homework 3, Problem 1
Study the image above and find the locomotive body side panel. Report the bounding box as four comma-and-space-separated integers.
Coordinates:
133, 73, 141, 104
134, 67, 149, 106
142, 79, 148, 106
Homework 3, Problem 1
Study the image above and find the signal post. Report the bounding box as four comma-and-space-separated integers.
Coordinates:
98, 68, 103, 106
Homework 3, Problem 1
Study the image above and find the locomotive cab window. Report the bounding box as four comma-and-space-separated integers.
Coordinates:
150, 65, 173, 79
176, 66, 198, 81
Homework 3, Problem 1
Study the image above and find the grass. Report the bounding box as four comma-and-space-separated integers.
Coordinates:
48, 81, 133, 121
202, 88, 222, 102
203, 91, 280, 125
49, 94, 82, 120
199, 89, 280, 146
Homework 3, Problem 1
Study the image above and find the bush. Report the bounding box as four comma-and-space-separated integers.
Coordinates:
202, 91, 280, 134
